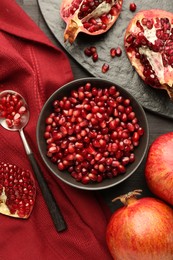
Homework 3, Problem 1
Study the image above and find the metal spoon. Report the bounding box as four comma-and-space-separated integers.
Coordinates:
0, 90, 67, 232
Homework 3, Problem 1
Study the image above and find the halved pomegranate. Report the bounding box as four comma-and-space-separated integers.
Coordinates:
124, 9, 173, 99
60, 0, 123, 44
0, 162, 36, 219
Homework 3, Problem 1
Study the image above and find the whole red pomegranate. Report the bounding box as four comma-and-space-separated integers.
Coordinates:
124, 9, 173, 99
145, 132, 173, 206
106, 190, 173, 260
60, 0, 123, 43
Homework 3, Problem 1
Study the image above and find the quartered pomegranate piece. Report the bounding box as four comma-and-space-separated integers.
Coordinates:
0, 162, 36, 219
60, 0, 123, 43
124, 9, 173, 99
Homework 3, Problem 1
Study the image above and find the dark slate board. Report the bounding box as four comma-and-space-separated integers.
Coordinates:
38, 0, 173, 119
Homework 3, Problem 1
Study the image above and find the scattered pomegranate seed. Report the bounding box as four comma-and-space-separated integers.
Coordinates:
44, 83, 144, 185
92, 52, 98, 62
90, 46, 97, 54
110, 48, 117, 57
84, 47, 92, 57
102, 63, 109, 73
129, 3, 136, 12
116, 47, 122, 56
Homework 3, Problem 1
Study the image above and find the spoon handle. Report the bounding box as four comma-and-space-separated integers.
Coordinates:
28, 153, 67, 232
19, 129, 67, 232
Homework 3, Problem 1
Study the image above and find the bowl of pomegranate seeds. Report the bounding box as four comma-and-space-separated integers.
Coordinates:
37, 78, 149, 190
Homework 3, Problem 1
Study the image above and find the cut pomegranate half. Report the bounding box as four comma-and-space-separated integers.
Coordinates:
124, 9, 173, 99
60, 0, 123, 44
0, 162, 36, 219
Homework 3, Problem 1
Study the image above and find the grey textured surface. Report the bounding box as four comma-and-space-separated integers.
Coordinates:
38, 0, 173, 118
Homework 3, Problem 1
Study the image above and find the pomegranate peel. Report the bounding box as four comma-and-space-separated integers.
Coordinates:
106, 190, 173, 260
60, 0, 123, 44
145, 132, 173, 206
0, 162, 36, 219
124, 9, 173, 99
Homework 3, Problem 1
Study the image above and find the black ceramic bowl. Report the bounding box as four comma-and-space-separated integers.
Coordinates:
37, 78, 149, 190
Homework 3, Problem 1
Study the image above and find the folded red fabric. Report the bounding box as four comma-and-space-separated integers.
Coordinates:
0, 1, 112, 259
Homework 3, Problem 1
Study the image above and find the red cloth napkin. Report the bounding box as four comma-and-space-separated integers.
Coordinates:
0, 1, 112, 259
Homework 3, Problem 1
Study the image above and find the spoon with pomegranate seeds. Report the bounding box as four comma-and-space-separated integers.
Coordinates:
0, 90, 67, 232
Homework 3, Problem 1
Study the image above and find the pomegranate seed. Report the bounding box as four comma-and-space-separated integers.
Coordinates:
18, 106, 26, 114
127, 122, 135, 132
82, 176, 90, 184
6, 118, 13, 127
122, 157, 130, 166
129, 3, 136, 12
45, 117, 53, 124
88, 173, 97, 181
110, 48, 117, 57
102, 63, 109, 73
92, 52, 98, 62
118, 164, 126, 173
57, 162, 65, 171
90, 46, 97, 54
75, 154, 84, 162
84, 47, 92, 57
98, 164, 105, 173
138, 127, 144, 136
132, 132, 140, 142
97, 175, 103, 183
129, 153, 135, 163
116, 47, 122, 56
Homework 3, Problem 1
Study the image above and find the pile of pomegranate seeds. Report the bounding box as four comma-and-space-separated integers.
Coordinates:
44, 83, 144, 184
0, 162, 36, 218
0, 92, 27, 128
